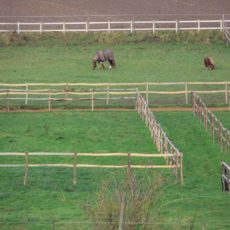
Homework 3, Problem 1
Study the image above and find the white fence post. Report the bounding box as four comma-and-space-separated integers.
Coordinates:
0, 19, 229, 33
86, 21, 89, 33
40, 23, 42, 33
63, 22, 66, 34
17, 21, 20, 34
130, 20, 133, 33
198, 19, 200, 31
108, 21, 111, 33
152, 20, 155, 33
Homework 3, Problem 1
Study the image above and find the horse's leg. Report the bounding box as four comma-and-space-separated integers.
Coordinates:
108, 59, 115, 69
100, 62, 104, 70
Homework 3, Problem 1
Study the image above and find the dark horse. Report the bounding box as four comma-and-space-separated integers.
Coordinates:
92, 49, 116, 70
204, 57, 215, 70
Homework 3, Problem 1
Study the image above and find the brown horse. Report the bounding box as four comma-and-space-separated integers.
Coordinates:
92, 49, 116, 70
204, 57, 215, 70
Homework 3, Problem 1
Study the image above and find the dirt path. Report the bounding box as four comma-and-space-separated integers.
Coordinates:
1, 106, 229, 113
1, 0, 229, 22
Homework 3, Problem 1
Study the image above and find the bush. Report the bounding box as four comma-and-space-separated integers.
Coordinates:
85, 171, 165, 230
0, 30, 226, 47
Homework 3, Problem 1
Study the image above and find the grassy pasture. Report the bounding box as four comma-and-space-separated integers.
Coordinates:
0, 41, 230, 84
0, 33, 230, 229
0, 111, 230, 229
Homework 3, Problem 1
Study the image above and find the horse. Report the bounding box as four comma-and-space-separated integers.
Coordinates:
92, 49, 116, 70
204, 57, 215, 70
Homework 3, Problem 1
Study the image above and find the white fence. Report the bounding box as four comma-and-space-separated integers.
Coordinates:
1, 19, 230, 33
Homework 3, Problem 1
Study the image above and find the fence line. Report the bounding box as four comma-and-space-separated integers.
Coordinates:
221, 161, 230, 193
0, 82, 229, 111
136, 92, 183, 185
192, 92, 230, 153
0, 152, 179, 185
0, 19, 230, 33
223, 15, 230, 45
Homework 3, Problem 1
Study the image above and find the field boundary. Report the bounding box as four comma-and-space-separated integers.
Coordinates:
1, 19, 230, 33
192, 92, 230, 153
0, 152, 180, 185
136, 92, 183, 184
221, 161, 230, 193
0, 93, 184, 185
0, 81, 229, 111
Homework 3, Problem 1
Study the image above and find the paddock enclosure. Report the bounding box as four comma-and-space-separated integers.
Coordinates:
0, 81, 230, 111
1, 1, 230, 227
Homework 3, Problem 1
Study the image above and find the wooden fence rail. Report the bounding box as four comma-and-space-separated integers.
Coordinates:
0, 81, 229, 110
192, 92, 230, 153
0, 19, 230, 33
0, 152, 180, 185
221, 161, 230, 193
136, 92, 183, 185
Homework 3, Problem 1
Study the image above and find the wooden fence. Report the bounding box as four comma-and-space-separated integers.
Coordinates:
192, 92, 230, 153
136, 92, 183, 185
0, 152, 182, 185
0, 19, 230, 33
0, 82, 229, 111
221, 161, 230, 193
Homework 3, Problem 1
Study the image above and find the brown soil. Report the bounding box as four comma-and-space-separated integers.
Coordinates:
1, 106, 229, 113
0, 0, 230, 22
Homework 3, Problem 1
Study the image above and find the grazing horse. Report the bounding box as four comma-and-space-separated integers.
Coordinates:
204, 57, 215, 70
92, 49, 116, 70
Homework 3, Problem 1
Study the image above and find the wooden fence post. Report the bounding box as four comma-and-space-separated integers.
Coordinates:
65, 83, 69, 106
225, 82, 228, 104
118, 192, 125, 230
25, 83, 28, 105
175, 153, 178, 183
91, 91, 94, 112
107, 84, 110, 105
185, 83, 188, 104
6, 89, 10, 112
212, 115, 215, 143
146, 83, 149, 105
48, 89, 51, 112
73, 153, 77, 185
180, 154, 184, 185
24, 152, 29, 185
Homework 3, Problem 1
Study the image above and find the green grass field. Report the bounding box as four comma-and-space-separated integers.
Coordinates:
0, 40, 230, 84
0, 33, 230, 229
